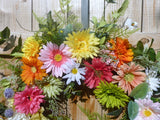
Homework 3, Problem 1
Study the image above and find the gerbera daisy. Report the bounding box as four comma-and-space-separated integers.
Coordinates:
62, 62, 86, 85
134, 99, 160, 120
64, 30, 99, 63
22, 36, 40, 59
38, 42, 74, 77
14, 86, 44, 115
84, 58, 113, 89
21, 55, 47, 85
112, 62, 146, 95
145, 68, 160, 98
109, 37, 134, 67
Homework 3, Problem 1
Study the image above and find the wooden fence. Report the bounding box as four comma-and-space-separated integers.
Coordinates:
0, 0, 160, 119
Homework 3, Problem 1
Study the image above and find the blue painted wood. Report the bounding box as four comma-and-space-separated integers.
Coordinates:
81, 0, 89, 29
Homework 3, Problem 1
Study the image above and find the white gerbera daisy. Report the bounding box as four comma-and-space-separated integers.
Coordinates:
62, 62, 86, 85
124, 18, 138, 30
134, 99, 160, 120
8, 111, 30, 120
145, 69, 160, 98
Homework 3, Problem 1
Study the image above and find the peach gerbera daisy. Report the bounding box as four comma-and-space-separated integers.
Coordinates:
21, 55, 47, 85
112, 62, 146, 95
22, 36, 40, 59
109, 37, 133, 67
64, 30, 99, 63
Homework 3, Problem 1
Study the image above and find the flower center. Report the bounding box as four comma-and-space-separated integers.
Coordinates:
78, 41, 86, 50
27, 96, 32, 101
124, 73, 134, 82
54, 54, 62, 62
143, 109, 152, 117
131, 23, 135, 26
72, 68, 78, 74
31, 66, 37, 73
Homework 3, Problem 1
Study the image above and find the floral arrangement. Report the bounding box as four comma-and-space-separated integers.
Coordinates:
0, 0, 160, 120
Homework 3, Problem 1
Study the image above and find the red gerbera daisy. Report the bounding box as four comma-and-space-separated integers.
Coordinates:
84, 58, 113, 89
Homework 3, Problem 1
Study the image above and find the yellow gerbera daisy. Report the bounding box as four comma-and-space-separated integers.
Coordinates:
65, 30, 99, 62
22, 36, 40, 59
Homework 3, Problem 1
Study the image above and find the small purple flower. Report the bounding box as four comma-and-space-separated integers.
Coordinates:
4, 109, 14, 118
4, 88, 14, 99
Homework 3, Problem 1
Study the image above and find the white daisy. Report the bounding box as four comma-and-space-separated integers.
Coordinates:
145, 69, 160, 98
62, 62, 86, 85
134, 99, 160, 120
124, 18, 138, 30
8, 111, 30, 120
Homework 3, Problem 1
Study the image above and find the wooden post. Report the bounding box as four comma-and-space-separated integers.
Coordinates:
81, 0, 89, 29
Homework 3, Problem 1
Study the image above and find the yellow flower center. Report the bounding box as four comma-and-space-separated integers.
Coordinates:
78, 41, 86, 50
31, 66, 37, 73
131, 23, 135, 26
124, 73, 134, 82
143, 109, 152, 117
54, 54, 62, 62
72, 68, 78, 74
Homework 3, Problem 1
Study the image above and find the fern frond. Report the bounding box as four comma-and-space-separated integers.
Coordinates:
94, 81, 130, 109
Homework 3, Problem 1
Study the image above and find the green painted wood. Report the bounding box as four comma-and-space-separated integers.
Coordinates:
81, 0, 89, 29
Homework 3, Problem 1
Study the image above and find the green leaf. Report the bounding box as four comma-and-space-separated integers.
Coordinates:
107, 107, 123, 117
1, 27, 10, 39
105, 0, 116, 3
128, 101, 139, 120
3, 35, 16, 51
100, 37, 106, 45
148, 48, 156, 61
156, 51, 160, 61
130, 82, 148, 99
11, 52, 23, 57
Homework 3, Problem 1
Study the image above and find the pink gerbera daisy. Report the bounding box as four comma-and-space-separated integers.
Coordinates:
38, 42, 74, 77
112, 62, 146, 95
84, 58, 113, 89
134, 99, 160, 120
14, 86, 44, 115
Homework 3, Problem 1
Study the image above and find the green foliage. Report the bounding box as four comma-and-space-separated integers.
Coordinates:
91, 0, 138, 41
132, 39, 160, 70
94, 81, 130, 109
130, 83, 148, 99
0, 103, 7, 116
0, 27, 22, 54
120, 111, 130, 120
105, 0, 116, 3
36, 75, 63, 98
128, 101, 139, 120
78, 105, 109, 120
107, 107, 123, 119
54, 0, 82, 31
0, 57, 21, 75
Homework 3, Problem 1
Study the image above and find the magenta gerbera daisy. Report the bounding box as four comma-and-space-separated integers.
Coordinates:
38, 42, 74, 77
14, 86, 44, 115
84, 58, 113, 89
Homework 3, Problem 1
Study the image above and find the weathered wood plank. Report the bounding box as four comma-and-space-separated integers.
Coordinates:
143, 0, 160, 33
70, 0, 81, 22
0, 0, 32, 33
68, 96, 102, 120
89, 0, 105, 27
32, 0, 60, 31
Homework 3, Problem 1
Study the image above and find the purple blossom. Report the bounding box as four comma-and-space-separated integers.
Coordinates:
4, 88, 14, 99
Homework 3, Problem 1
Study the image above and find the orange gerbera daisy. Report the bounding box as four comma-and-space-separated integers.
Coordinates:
109, 37, 134, 67
21, 55, 47, 85
112, 62, 146, 95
